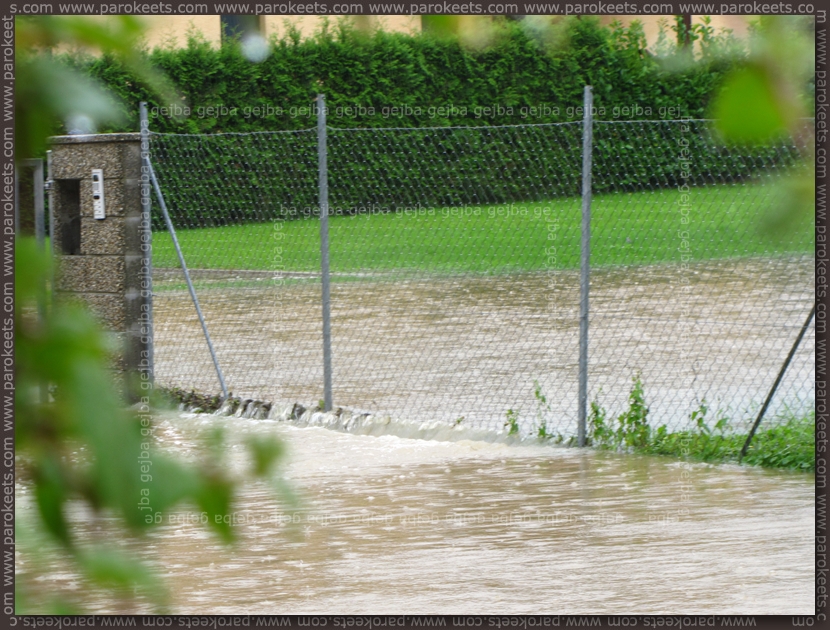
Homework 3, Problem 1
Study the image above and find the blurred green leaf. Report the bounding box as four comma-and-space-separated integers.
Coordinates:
203, 425, 227, 456
245, 434, 285, 478
421, 15, 496, 49
712, 63, 788, 144
33, 457, 70, 546
708, 16, 814, 231
77, 547, 168, 608
195, 475, 236, 543
138, 455, 201, 522
758, 169, 816, 236
421, 15, 459, 37
12, 238, 50, 301
16, 16, 181, 158
16, 239, 288, 611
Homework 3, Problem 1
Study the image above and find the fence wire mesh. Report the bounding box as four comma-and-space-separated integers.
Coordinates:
149, 117, 814, 440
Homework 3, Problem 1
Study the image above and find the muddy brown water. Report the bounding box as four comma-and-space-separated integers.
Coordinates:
153, 257, 814, 435
15, 412, 815, 614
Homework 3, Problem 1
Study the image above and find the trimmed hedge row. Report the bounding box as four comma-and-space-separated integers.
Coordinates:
71, 17, 743, 134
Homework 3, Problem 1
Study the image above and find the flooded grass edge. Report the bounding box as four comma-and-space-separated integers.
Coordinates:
156, 386, 816, 474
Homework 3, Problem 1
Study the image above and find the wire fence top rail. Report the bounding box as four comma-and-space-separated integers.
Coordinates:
149, 128, 318, 137
148, 117, 816, 137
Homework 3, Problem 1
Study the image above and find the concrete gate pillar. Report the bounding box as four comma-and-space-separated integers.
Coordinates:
48, 133, 152, 395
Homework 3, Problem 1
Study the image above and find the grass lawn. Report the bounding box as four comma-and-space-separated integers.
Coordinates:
152, 183, 814, 273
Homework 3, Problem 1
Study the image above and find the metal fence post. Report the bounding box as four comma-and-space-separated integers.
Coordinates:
318, 94, 334, 412
577, 85, 593, 447
32, 159, 45, 251
139, 103, 155, 384
46, 150, 54, 254
24, 158, 48, 404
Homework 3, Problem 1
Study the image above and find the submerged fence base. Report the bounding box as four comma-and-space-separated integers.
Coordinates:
170, 393, 545, 446
164, 383, 814, 472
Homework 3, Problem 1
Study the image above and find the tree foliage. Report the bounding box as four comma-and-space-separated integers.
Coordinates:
15, 17, 286, 613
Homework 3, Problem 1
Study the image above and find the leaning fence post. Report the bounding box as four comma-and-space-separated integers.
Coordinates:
577, 85, 593, 447
739, 302, 816, 461
141, 103, 228, 400
145, 156, 229, 401
318, 94, 334, 412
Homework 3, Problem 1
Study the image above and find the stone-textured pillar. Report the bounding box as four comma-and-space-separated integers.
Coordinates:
49, 133, 151, 396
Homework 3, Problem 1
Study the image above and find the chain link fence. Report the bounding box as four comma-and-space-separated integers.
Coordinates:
148, 111, 814, 441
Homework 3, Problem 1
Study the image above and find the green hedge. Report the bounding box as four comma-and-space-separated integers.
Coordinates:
70, 17, 743, 134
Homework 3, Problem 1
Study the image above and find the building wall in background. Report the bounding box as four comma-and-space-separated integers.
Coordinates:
598, 14, 752, 44
82, 14, 753, 50
135, 15, 420, 48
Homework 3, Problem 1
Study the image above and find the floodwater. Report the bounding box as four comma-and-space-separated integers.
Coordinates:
153, 256, 814, 435
16, 411, 815, 614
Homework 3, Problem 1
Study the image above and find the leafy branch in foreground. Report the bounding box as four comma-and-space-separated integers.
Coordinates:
15, 239, 288, 613
16, 15, 179, 159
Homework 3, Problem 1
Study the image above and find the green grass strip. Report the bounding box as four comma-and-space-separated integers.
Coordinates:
152, 183, 814, 273
583, 376, 815, 472
642, 415, 816, 472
